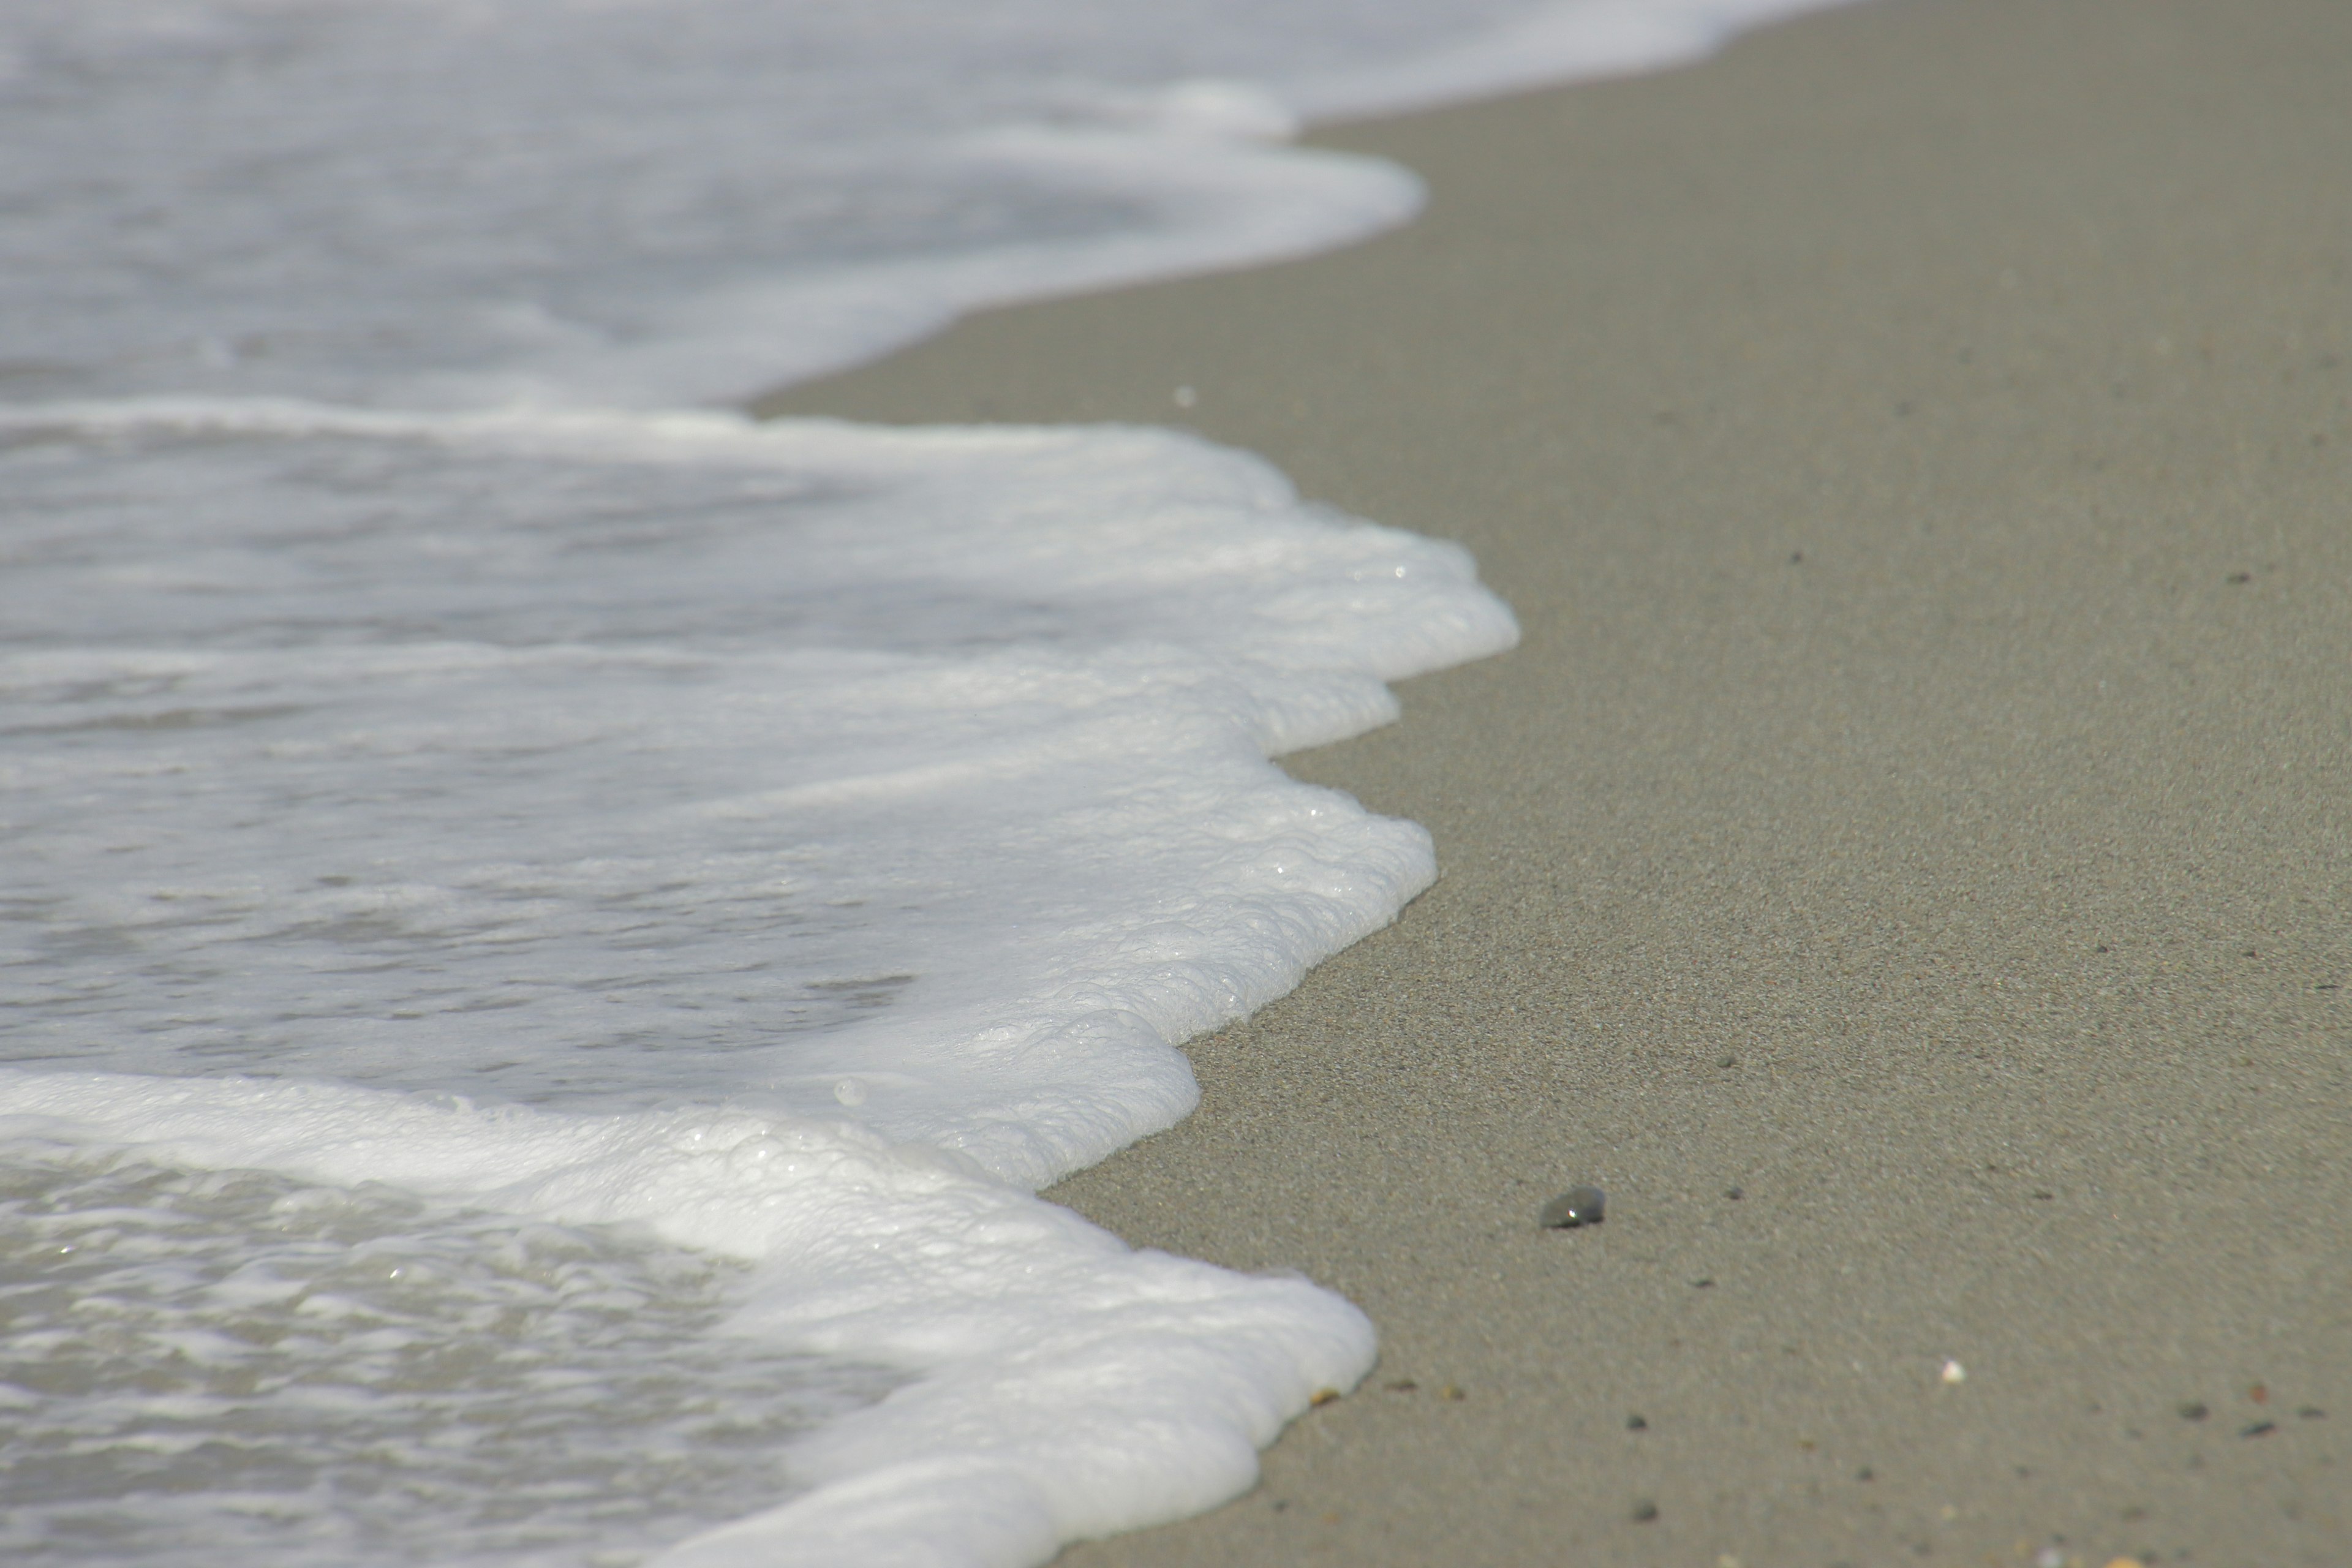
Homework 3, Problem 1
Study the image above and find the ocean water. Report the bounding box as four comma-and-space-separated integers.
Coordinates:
1, 3, 1838, 1564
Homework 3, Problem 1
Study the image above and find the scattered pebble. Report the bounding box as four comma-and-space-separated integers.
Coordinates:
1439, 1384, 1465, 1402
1626, 1413, 1648, 1431
1940, 1359, 1967, 1385
1726, 1185, 1744, 1200
1539, 1185, 1606, 1228
1855, 1467, 1874, 1482
1383, 1379, 1417, 1393
2178, 1401, 2209, 1422
1692, 1277, 1715, 1289
2249, 1382, 2268, 1404
2299, 1406, 2325, 1419
1631, 1499, 1659, 1523
2241, 1420, 2275, 1438
1719, 1054, 1739, 1068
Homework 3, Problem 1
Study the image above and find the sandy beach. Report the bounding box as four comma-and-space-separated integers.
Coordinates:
759, 0, 2352, 1561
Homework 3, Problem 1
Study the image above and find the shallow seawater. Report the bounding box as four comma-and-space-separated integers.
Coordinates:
0, 1148, 899, 1567
0, 0, 1832, 1559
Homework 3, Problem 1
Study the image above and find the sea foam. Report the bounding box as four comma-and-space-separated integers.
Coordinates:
3, 2, 1844, 1562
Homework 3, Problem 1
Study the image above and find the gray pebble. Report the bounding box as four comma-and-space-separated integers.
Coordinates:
1540, 1185, 1606, 1228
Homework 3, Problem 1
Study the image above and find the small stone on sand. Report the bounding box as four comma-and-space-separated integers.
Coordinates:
2177, 1401, 2208, 1421
1539, 1185, 1606, 1227
1631, 1499, 1659, 1523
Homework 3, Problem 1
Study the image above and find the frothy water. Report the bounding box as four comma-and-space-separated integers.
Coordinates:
2, 2, 1844, 1562
1, 1150, 898, 1568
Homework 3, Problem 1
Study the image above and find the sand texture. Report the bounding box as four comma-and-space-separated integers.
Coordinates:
757, 0, 2352, 1561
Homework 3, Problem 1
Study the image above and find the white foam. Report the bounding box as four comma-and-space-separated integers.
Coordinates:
4, 1074, 1374, 1567
3, 399, 1490, 1564
1, 400, 1513, 1179
0, 0, 1850, 412
1281, 0, 1862, 120
0, 1, 1852, 1561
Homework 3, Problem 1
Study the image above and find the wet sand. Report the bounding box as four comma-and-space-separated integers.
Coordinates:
757, 0, 2352, 1561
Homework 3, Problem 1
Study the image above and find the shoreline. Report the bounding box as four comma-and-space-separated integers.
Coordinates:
760, 1, 2352, 1562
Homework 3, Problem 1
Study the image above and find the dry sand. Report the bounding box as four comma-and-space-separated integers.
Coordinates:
757, 0, 2352, 1561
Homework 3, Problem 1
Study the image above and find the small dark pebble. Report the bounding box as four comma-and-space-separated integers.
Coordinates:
2032, 1189, 2056, 1200
2096, 944, 2109, 953
2300, 1406, 2326, 1419
1789, 552, 1803, 565
1539, 1185, 1607, 1229
1384, 1379, 1417, 1393
2241, 1421, 2276, 1439
2227, 572, 2252, 584
2179, 1401, 2209, 1422
1692, 1278, 1715, 1289
1719, 1054, 1739, 1068
1631, 1500, 1659, 1523
1626, 1414, 1648, 1431
1856, 1467, 1875, 1482
1726, 1186, 1744, 1200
